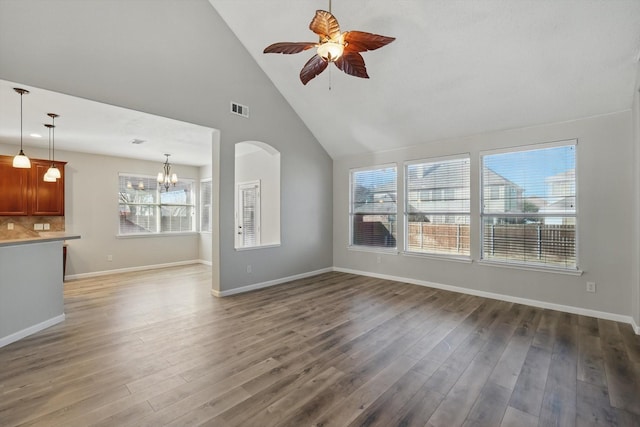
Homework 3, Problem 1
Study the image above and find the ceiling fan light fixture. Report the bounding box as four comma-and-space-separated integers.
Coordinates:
317, 41, 344, 62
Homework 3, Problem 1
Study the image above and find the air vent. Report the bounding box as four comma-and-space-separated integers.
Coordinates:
231, 102, 249, 118
130, 139, 146, 145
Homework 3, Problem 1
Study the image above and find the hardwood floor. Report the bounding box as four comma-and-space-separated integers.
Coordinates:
1, 264, 639, 426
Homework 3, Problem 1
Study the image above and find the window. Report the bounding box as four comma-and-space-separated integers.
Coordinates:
236, 180, 261, 247
480, 141, 577, 269
350, 165, 397, 248
405, 156, 470, 257
200, 179, 212, 232
118, 173, 195, 235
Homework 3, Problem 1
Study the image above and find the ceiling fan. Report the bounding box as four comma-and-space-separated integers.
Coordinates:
263, 9, 395, 85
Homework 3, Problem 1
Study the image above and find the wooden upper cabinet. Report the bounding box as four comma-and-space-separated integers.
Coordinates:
0, 155, 66, 216
30, 159, 66, 216
0, 156, 30, 215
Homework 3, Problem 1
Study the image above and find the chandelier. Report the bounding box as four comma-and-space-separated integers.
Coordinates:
157, 154, 178, 191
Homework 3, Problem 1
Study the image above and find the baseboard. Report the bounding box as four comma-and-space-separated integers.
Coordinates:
64, 260, 201, 281
211, 267, 334, 297
198, 259, 213, 266
632, 317, 640, 335
0, 314, 65, 348
334, 267, 639, 334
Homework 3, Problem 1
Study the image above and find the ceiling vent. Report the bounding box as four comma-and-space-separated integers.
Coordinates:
130, 139, 146, 145
231, 102, 249, 118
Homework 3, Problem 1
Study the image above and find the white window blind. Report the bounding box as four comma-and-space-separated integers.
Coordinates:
350, 165, 397, 248
480, 142, 577, 269
200, 179, 212, 233
405, 156, 470, 256
118, 173, 195, 235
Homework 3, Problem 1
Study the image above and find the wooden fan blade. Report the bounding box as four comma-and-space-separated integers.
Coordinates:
300, 54, 329, 85
309, 10, 341, 40
335, 51, 369, 79
343, 31, 395, 52
264, 42, 316, 55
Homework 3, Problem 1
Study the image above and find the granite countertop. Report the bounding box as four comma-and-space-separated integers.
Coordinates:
0, 232, 81, 247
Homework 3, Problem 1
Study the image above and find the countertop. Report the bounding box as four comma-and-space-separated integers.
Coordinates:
0, 232, 81, 247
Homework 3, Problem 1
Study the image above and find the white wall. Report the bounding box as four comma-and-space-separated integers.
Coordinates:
0, 143, 201, 276
0, 0, 334, 292
633, 65, 640, 330
199, 161, 214, 266
334, 111, 636, 320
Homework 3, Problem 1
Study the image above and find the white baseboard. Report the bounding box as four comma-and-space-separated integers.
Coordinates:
65, 260, 201, 280
0, 314, 65, 348
211, 267, 334, 297
198, 259, 213, 266
334, 267, 639, 334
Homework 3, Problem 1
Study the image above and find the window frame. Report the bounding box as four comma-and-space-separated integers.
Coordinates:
200, 178, 212, 233
118, 172, 196, 237
348, 163, 398, 252
479, 139, 579, 272
404, 154, 471, 260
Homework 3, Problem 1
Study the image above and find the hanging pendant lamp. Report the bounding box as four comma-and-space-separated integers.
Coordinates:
43, 123, 56, 182
45, 113, 61, 180
157, 154, 178, 192
12, 88, 31, 168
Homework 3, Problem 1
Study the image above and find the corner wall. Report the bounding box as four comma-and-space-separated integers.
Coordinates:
334, 111, 636, 322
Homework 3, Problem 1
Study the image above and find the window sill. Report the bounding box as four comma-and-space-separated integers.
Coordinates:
235, 243, 281, 251
477, 259, 583, 276
402, 251, 472, 263
348, 245, 399, 255
117, 231, 198, 239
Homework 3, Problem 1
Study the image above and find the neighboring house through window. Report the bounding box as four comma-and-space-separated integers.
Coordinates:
480, 141, 577, 269
119, 173, 195, 235
405, 156, 470, 257
350, 164, 397, 249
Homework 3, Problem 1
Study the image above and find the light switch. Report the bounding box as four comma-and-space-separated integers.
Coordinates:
43, 224, 50, 230
8, 223, 14, 230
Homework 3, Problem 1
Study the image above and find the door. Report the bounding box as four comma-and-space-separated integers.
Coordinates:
236, 180, 261, 248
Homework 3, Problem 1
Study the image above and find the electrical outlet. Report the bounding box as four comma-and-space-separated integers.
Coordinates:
7, 223, 14, 230
107, 255, 113, 262
43, 223, 50, 230
586, 282, 596, 293
246, 265, 252, 273
34, 223, 44, 231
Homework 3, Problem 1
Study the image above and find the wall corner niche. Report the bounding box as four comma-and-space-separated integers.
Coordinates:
234, 141, 280, 250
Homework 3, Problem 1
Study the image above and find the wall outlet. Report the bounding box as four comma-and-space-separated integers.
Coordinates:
107, 255, 113, 262
43, 223, 50, 230
586, 282, 596, 293
7, 223, 14, 230
34, 223, 44, 231
246, 265, 252, 273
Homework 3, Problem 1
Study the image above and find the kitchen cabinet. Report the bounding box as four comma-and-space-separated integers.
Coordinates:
0, 155, 66, 216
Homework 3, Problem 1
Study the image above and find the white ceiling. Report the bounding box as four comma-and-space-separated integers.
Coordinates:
210, 0, 640, 158
0, 79, 215, 166
1, 1, 639, 162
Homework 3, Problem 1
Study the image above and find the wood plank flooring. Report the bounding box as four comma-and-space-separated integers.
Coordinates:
1, 265, 639, 426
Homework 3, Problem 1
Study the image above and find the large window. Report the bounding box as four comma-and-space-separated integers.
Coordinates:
405, 156, 470, 257
350, 165, 397, 249
480, 141, 577, 269
118, 174, 195, 235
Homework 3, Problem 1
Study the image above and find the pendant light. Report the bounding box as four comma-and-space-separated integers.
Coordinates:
12, 88, 31, 168
157, 154, 178, 191
43, 123, 56, 182
45, 113, 61, 180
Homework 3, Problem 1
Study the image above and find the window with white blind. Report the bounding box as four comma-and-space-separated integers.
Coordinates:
350, 165, 397, 249
200, 179, 212, 233
405, 156, 470, 257
480, 141, 577, 269
118, 173, 195, 235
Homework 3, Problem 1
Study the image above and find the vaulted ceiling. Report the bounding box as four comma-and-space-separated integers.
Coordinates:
210, 0, 640, 158
1, 1, 639, 162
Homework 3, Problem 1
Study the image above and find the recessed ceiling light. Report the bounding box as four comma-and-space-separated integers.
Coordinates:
131, 139, 146, 145
30, 133, 42, 138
